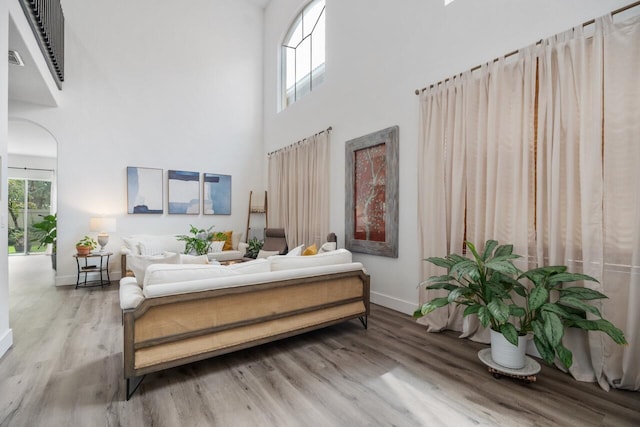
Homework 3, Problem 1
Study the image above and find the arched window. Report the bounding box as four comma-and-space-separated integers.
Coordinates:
281, 0, 325, 109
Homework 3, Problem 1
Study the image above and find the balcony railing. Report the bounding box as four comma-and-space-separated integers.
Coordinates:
19, 0, 65, 89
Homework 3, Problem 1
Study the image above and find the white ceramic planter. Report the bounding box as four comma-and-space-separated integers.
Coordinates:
490, 328, 528, 369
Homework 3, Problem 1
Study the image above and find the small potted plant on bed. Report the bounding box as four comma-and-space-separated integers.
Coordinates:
415, 240, 627, 370
76, 235, 97, 256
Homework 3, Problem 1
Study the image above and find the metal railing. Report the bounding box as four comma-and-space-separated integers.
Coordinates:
19, 0, 65, 88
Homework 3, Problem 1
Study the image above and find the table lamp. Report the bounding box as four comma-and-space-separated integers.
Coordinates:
90, 217, 116, 252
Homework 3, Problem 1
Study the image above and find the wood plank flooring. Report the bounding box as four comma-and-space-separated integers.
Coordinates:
1, 256, 639, 426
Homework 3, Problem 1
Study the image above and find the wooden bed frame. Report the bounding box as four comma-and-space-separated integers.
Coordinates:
123, 265, 369, 399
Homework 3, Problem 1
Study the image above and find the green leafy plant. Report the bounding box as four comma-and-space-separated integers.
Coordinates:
245, 237, 264, 259
76, 235, 97, 250
32, 213, 57, 253
514, 265, 627, 368
415, 240, 627, 369
177, 225, 216, 255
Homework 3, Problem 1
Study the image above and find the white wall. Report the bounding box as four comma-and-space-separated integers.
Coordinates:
262, 0, 635, 314
9, 0, 266, 285
1, 0, 13, 358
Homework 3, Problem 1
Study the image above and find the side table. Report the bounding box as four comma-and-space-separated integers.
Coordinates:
73, 252, 112, 288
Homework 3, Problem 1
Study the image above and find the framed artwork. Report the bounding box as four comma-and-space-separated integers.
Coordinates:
203, 173, 232, 215
168, 170, 200, 214
127, 166, 163, 214
345, 126, 399, 258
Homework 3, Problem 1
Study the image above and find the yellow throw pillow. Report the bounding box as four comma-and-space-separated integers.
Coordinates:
213, 231, 233, 251
302, 244, 317, 256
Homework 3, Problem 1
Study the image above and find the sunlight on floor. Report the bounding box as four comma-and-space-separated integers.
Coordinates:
379, 368, 516, 426
8, 254, 56, 291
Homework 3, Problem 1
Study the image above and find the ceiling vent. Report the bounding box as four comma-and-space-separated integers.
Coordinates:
8, 50, 24, 66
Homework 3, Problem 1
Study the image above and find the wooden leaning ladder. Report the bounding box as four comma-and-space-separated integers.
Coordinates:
246, 190, 268, 242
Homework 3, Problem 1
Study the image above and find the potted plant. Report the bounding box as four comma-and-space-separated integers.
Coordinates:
512, 265, 627, 369
76, 235, 97, 255
245, 237, 264, 259
177, 225, 216, 255
415, 240, 627, 370
32, 213, 57, 269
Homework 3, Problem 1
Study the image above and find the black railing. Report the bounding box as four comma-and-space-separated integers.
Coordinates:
19, 0, 65, 89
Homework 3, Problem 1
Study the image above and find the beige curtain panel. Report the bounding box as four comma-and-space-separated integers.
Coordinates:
268, 131, 330, 249
418, 13, 639, 391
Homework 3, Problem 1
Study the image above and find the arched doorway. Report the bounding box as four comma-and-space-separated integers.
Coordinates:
6, 118, 57, 266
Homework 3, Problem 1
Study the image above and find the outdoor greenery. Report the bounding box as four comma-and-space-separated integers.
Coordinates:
415, 240, 627, 368
8, 179, 52, 254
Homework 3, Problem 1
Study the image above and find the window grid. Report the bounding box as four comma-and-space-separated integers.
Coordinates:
281, 0, 325, 109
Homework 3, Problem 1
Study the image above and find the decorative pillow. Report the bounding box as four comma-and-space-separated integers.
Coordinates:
318, 242, 337, 253
138, 241, 165, 256
226, 258, 271, 274
126, 252, 180, 285
231, 231, 243, 250
214, 231, 233, 251
144, 264, 239, 287
257, 249, 280, 259
270, 248, 353, 271
302, 244, 318, 256
122, 237, 142, 255
179, 254, 209, 264
209, 241, 225, 253
238, 241, 249, 257
286, 244, 304, 256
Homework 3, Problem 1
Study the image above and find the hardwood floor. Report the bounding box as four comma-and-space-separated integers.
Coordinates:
1, 256, 638, 427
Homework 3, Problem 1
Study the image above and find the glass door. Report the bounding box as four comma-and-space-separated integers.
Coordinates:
8, 179, 52, 255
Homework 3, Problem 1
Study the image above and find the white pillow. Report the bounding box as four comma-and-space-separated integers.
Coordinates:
287, 245, 304, 256
179, 254, 209, 264
319, 242, 337, 253
138, 235, 186, 254
127, 253, 181, 285
226, 258, 271, 274
238, 241, 249, 257
270, 248, 353, 271
144, 264, 239, 287
122, 237, 142, 255
231, 231, 243, 250
138, 241, 164, 256
209, 241, 225, 253
257, 249, 280, 259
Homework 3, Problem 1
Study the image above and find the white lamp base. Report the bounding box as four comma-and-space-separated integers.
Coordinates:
97, 233, 109, 252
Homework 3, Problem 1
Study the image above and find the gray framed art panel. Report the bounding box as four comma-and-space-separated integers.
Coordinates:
345, 126, 399, 258
127, 166, 163, 214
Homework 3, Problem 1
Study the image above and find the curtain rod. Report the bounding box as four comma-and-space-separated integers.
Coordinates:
9, 166, 55, 172
267, 126, 333, 157
414, 0, 640, 95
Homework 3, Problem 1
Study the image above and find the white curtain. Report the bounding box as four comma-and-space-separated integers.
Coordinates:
418, 13, 640, 390
267, 131, 330, 248
418, 50, 537, 341
601, 12, 640, 392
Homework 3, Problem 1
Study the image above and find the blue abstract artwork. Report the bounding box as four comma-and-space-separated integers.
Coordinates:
203, 173, 231, 215
168, 170, 200, 214
127, 167, 163, 214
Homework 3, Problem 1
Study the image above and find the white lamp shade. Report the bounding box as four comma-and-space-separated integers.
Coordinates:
90, 217, 116, 233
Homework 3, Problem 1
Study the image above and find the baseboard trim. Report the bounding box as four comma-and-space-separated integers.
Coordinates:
370, 291, 417, 316
0, 328, 14, 358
